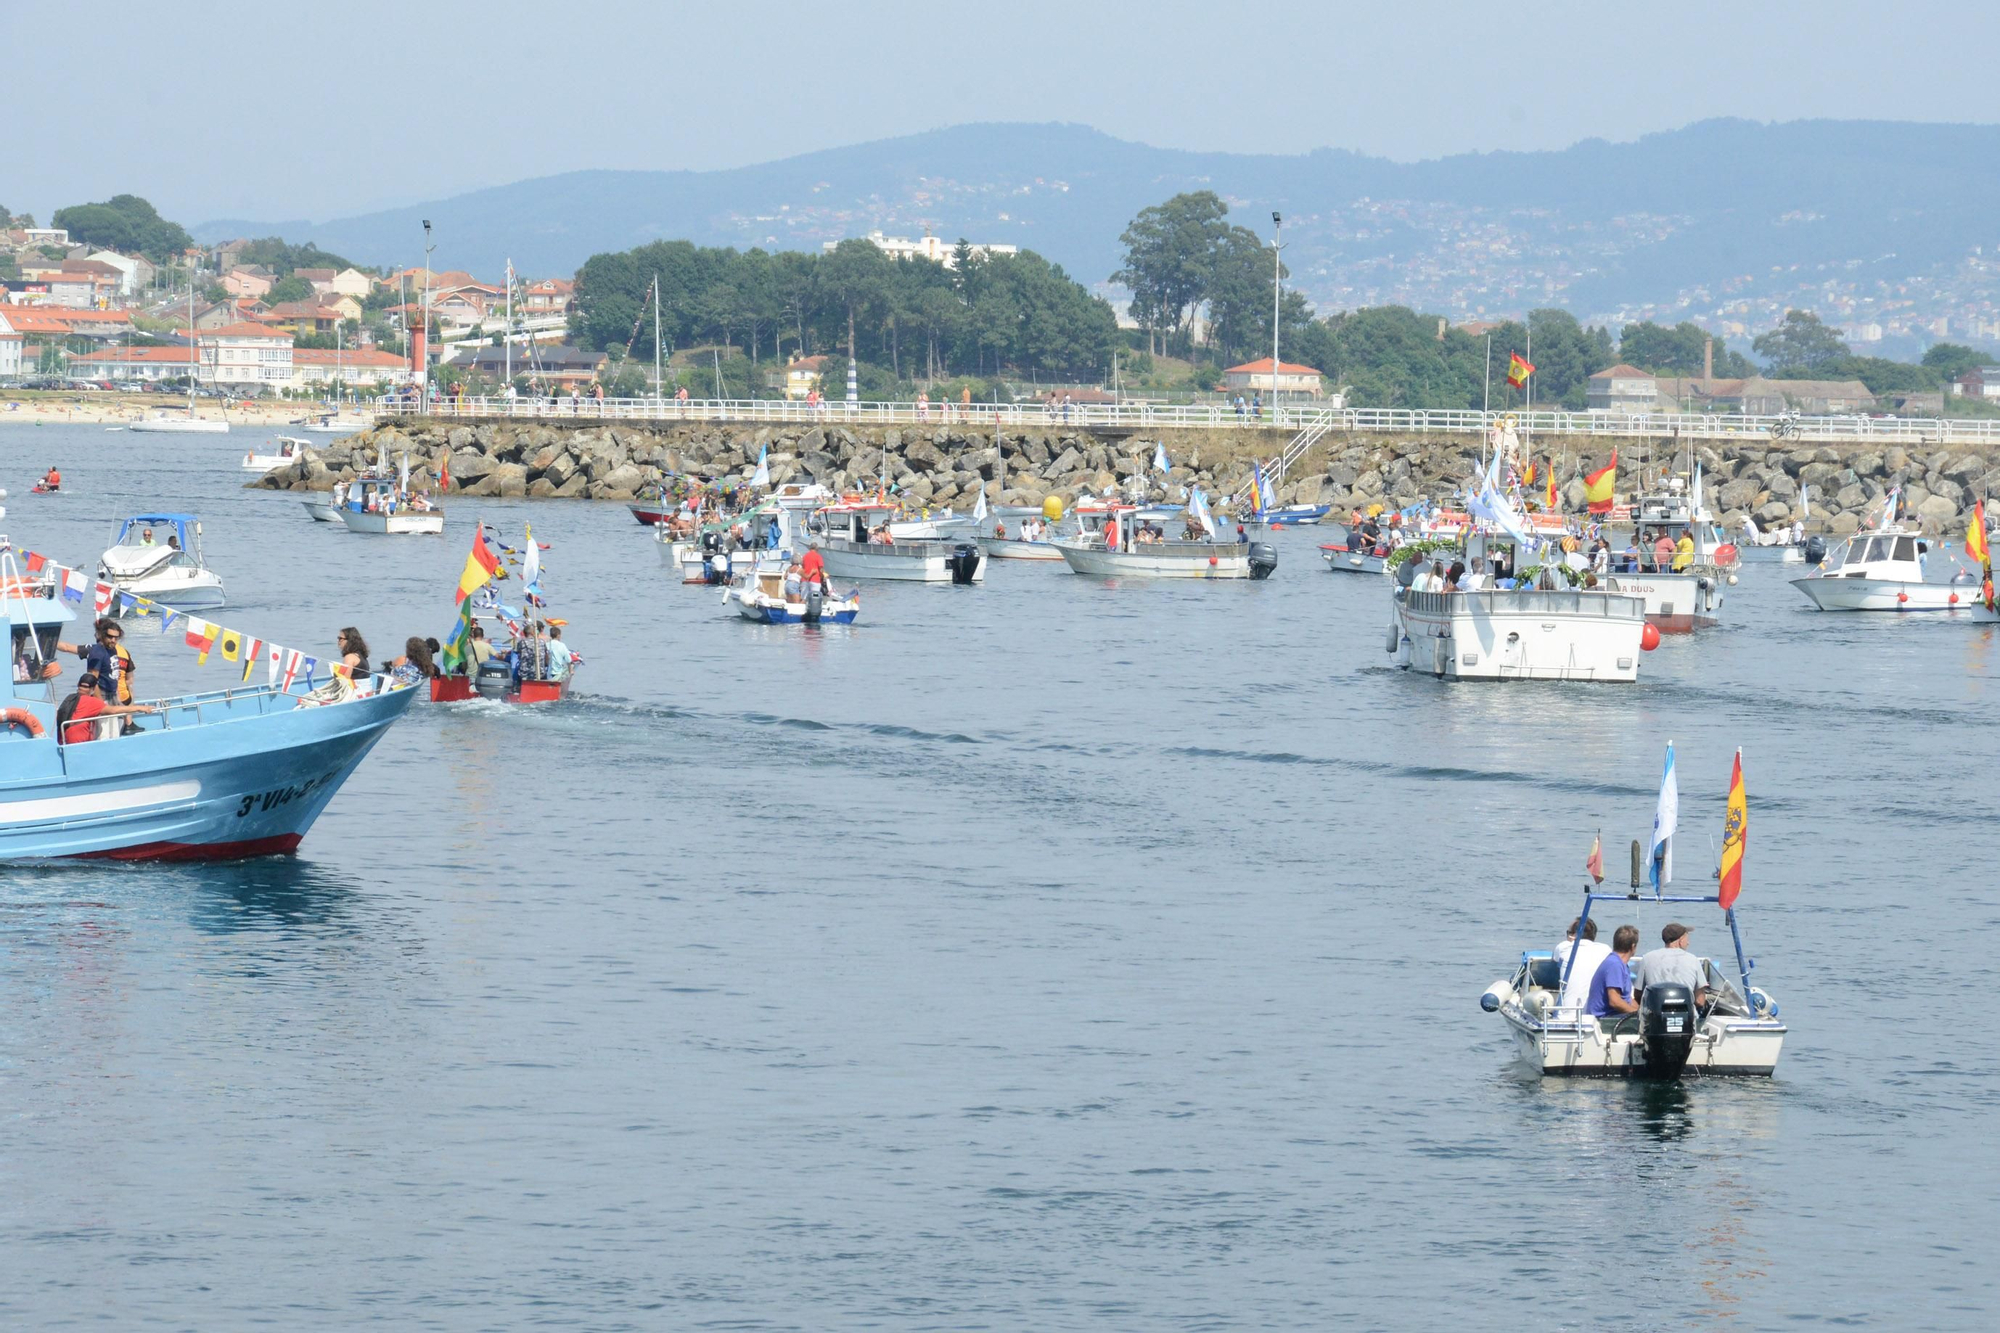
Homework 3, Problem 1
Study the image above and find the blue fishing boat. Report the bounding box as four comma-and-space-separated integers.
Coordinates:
0, 573, 416, 862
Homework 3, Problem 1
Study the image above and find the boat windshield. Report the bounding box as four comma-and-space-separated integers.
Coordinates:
1699, 959, 1752, 1017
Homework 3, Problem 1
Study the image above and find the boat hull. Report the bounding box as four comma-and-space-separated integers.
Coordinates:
1320, 544, 1391, 575
1736, 544, 1804, 564
302, 500, 340, 522
812, 538, 984, 583
106, 575, 227, 611
726, 588, 861, 624
982, 538, 1065, 561
428, 674, 569, 704
1392, 588, 1647, 681
1605, 569, 1725, 632
129, 417, 229, 434
630, 503, 672, 526
339, 510, 445, 536
1500, 1006, 1785, 1077
1790, 576, 1976, 611
0, 684, 416, 862
1057, 540, 1261, 579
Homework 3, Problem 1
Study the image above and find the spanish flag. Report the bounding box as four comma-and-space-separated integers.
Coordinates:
1506, 352, 1534, 389
1967, 500, 1990, 572
1545, 460, 1558, 511
1522, 459, 1536, 487
1718, 749, 1747, 910
455, 526, 502, 604
1584, 449, 1617, 515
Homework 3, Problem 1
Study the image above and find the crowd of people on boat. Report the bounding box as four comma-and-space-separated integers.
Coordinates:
1555, 918, 1711, 1021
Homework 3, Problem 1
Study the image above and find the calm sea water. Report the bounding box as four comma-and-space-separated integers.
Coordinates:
1, 423, 1996, 1330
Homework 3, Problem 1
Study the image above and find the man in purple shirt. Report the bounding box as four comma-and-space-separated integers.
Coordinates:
1587, 925, 1640, 1019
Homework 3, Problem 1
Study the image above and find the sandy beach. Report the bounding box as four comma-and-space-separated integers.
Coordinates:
0, 393, 367, 430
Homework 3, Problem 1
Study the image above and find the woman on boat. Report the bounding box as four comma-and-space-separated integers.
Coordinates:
386, 636, 435, 686
336, 627, 370, 676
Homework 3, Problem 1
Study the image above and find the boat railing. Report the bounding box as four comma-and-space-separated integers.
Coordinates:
1406, 588, 1647, 618
137, 679, 408, 730
819, 536, 965, 557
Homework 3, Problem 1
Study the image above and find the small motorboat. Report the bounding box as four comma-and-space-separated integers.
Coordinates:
1790, 521, 1979, 611
245, 436, 308, 471
302, 413, 365, 434
1248, 502, 1330, 525
1481, 757, 1785, 1077
810, 497, 986, 584
429, 539, 577, 703
430, 660, 570, 704
1056, 499, 1275, 581
129, 407, 228, 434
98, 512, 227, 610
337, 476, 444, 536
723, 569, 861, 625
300, 497, 341, 522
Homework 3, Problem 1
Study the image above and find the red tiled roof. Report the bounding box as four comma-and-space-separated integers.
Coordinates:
266, 301, 343, 319
1590, 363, 1653, 379
1224, 357, 1324, 376
0, 307, 134, 334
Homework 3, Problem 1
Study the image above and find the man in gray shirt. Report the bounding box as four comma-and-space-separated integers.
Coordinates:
1633, 922, 1709, 1007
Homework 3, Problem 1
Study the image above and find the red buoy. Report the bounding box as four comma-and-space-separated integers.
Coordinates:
1270, 522, 1286, 531
1897, 591, 1909, 604
1640, 623, 1662, 651
1950, 592, 1960, 605
1209, 556, 1219, 566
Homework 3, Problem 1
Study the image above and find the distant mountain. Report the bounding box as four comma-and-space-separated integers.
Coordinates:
195, 119, 2000, 339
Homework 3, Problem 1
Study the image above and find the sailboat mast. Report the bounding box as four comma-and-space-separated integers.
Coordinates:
505, 258, 513, 392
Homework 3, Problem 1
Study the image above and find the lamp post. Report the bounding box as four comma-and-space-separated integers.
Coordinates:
421, 219, 434, 405
1270, 211, 1283, 421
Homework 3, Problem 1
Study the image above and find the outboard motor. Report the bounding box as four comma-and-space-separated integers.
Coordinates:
802, 582, 824, 624
1247, 542, 1279, 580
1639, 983, 1696, 1079
1802, 535, 1827, 566
704, 552, 730, 585
701, 530, 722, 555
474, 660, 512, 701
948, 542, 981, 585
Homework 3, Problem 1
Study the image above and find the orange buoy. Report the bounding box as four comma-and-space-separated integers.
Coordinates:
0, 707, 45, 738
1640, 623, 1662, 651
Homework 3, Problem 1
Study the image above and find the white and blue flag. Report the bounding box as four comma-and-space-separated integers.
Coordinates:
1649, 741, 1678, 889
1153, 442, 1170, 474
751, 444, 770, 488
1187, 487, 1217, 538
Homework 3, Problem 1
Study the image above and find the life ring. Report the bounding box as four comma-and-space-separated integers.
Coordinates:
0, 707, 45, 738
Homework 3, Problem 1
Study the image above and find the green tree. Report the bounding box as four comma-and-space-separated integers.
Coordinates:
1113, 191, 1231, 355
1770, 356, 1939, 393
1617, 321, 1753, 378
1921, 342, 1985, 383
267, 276, 313, 305
51, 194, 192, 261
1525, 309, 1613, 408
1752, 309, 1849, 371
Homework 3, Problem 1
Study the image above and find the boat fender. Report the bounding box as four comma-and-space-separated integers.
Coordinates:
0, 707, 45, 738
1480, 979, 1514, 1013
1748, 987, 1778, 1019
1385, 621, 1400, 654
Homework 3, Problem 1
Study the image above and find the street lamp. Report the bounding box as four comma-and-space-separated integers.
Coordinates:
1271, 211, 1283, 418
421, 219, 434, 404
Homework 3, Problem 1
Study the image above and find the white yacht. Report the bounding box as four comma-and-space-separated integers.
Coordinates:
810, 498, 985, 583
1790, 526, 1974, 611
1607, 477, 1729, 632
245, 436, 309, 471
97, 513, 226, 610
1055, 503, 1275, 580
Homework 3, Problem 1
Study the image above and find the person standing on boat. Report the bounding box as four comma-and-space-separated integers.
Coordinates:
800, 545, 828, 593
1672, 532, 1695, 573
57, 618, 131, 703
1585, 925, 1640, 1020
57, 670, 156, 743
1633, 923, 1709, 1008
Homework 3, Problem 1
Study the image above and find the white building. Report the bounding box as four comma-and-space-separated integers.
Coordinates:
0, 312, 20, 377
1586, 363, 1660, 414
196, 323, 294, 388
823, 230, 1020, 268
1222, 357, 1324, 399
291, 347, 412, 390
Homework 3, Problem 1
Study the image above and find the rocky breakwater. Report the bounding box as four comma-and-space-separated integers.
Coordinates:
249, 418, 1302, 508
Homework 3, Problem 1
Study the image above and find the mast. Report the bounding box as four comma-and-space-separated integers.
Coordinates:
505, 258, 513, 393
187, 283, 196, 418
652, 273, 661, 407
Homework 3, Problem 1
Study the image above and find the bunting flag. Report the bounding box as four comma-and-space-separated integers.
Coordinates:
194, 623, 219, 665
1585, 831, 1603, 885
268, 644, 285, 687
1649, 741, 1678, 891
161, 610, 181, 634
219, 629, 243, 663
26, 552, 46, 574
61, 569, 86, 603
1523, 459, 1536, 487
1584, 450, 1618, 515
184, 617, 210, 649
522, 523, 540, 593
1545, 461, 1558, 511
1718, 749, 1746, 910
93, 582, 113, 614
456, 527, 501, 604
241, 637, 263, 682
1506, 352, 1535, 388
301, 655, 319, 687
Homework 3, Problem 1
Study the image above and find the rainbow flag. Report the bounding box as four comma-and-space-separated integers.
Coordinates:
1718, 749, 1747, 910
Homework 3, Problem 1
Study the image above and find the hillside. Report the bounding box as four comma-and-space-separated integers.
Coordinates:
196, 119, 2000, 341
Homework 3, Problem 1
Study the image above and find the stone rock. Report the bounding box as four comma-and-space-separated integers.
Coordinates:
1798, 461, 1841, 489
1834, 483, 1868, 511
1353, 468, 1383, 495
602, 462, 644, 494
544, 450, 579, 486
527, 478, 560, 498
553, 473, 589, 499
1754, 500, 1794, 524
449, 448, 495, 483
1931, 477, 1964, 506
1945, 454, 1988, 482
1904, 484, 1932, 512
1828, 511, 1860, 534
447, 426, 474, 451
1916, 494, 1960, 526
904, 438, 944, 471
491, 463, 528, 497
1852, 452, 1884, 478
1884, 446, 1909, 474
1044, 446, 1084, 478
1718, 477, 1761, 511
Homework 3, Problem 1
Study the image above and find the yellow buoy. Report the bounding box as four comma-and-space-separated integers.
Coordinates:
1041, 495, 1064, 522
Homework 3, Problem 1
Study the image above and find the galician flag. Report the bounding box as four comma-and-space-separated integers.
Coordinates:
1718, 748, 1747, 910
456, 526, 502, 604
1153, 442, 1170, 474
1650, 740, 1678, 890
521, 523, 540, 593
751, 445, 770, 488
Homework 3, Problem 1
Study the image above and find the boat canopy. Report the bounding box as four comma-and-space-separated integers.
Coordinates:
1822, 530, 1928, 575
112, 513, 200, 550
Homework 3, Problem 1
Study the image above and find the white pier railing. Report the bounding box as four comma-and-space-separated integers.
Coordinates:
371, 396, 2000, 448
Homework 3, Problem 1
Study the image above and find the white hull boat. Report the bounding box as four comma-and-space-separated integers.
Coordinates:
812, 536, 984, 583
1603, 570, 1725, 632
1736, 543, 1805, 564
1058, 539, 1270, 579
301, 498, 340, 522
130, 410, 227, 434
1790, 526, 1975, 611
982, 537, 1066, 561
303, 417, 366, 434
1391, 587, 1648, 682
1489, 956, 1785, 1076
1320, 543, 1392, 575
340, 509, 444, 536
724, 571, 861, 625
99, 514, 226, 611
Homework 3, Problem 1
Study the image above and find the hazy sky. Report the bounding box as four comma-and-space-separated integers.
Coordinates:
13, 0, 2000, 225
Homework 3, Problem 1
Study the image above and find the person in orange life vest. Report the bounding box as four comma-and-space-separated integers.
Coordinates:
42, 465, 60, 491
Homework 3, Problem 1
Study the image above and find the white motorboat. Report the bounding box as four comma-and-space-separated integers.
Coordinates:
97, 513, 226, 610
335, 475, 444, 536
723, 568, 861, 625
302, 413, 366, 434
301, 497, 340, 522
810, 498, 985, 583
1392, 583, 1649, 680
130, 407, 228, 434
887, 510, 976, 540
1603, 479, 1731, 633
663, 482, 832, 583
1055, 503, 1275, 580
1790, 525, 1977, 611
1481, 765, 1785, 1077
983, 535, 1066, 561
245, 436, 309, 471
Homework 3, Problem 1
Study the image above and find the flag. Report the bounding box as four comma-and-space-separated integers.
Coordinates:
439, 599, 474, 674
972, 485, 988, 523
241, 637, 262, 682
26, 552, 45, 574
437, 453, 451, 492
522, 523, 540, 592
1545, 461, 1558, 511
399, 453, 410, 495
219, 629, 242, 663
184, 617, 210, 649
1718, 749, 1747, 910
1585, 831, 1603, 885
281, 649, 303, 690
194, 624, 219, 665
1584, 450, 1617, 515
1523, 459, 1536, 487
1187, 487, 1217, 538
1650, 741, 1678, 890
93, 582, 113, 614
267, 643, 284, 687
1506, 352, 1534, 388
1154, 442, 1170, 474
161, 610, 181, 634
61, 569, 86, 603
751, 445, 770, 488
456, 527, 501, 604
1967, 500, 1990, 571
300, 655, 319, 688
